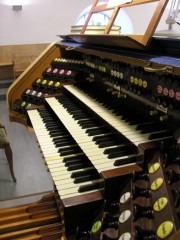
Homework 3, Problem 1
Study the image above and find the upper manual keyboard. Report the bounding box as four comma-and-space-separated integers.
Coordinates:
62, 85, 173, 146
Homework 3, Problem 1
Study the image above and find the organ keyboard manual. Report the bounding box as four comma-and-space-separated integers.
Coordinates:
6, 0, 180, 239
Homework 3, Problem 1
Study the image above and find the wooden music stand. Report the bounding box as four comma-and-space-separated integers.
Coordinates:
70, 0, 169, 48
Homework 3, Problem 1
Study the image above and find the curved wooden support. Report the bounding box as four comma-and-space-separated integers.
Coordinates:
7, 41, 61, 126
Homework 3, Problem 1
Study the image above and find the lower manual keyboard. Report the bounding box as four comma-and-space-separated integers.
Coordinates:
27, 108, 104, 199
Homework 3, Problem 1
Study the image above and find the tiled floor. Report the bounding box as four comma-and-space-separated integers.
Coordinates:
0, 98, 54, 208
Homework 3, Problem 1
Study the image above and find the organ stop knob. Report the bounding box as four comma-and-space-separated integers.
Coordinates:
133, 204, 153, 221
132, 186, 151, 200
135, 226, 156, 240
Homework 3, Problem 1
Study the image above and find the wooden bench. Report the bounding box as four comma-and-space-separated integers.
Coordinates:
12, 55, 36, 79
0, 122, 16, 182
0, 62, 14, 79
0, 43, 49, 80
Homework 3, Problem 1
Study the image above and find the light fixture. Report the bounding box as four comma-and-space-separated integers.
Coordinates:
12, 0, 22, 11
12, 5, 22, 11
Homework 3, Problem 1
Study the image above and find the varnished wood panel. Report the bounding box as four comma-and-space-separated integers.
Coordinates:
0, 44, 49, 80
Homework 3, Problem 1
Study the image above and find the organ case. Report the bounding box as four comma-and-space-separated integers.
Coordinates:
6, 0, 180, 237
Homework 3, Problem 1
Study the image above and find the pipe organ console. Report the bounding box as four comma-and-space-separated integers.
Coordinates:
6, 31, 180, 239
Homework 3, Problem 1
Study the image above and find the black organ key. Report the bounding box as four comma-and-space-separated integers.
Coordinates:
94, 133, 125, 148
107, 149, 134, 159
86, 127, 109, 136
148, 130, 173, 140
53, 134, 74, 141
78, 181, 103, 193
103, 144, 136, 155
74, 172, 100, 183
55, 141, 75, 148
53, 135, 74, 142
58, 143, 77, 149
99, 140, 120, 148
62, 154, 85, 162
126, 116, 150, 125
46, 127, 64, 134
120, 111, 135, 121
63, 155, 94, 171
67, 107, 82, 113
54, 137, 74, 144
44, 124, 60, 130
69, 109, 84, 114
71, 168, 98, 178
94, 136, 118, 145
135, 122, 155, 131
114, 155, 137, 166
64, 157, 85, 166
58, 146, 81, 156
73, 113, 90, 120
93, 134, 115, 142
67, 162, 93, 171
43, 121, 63, 127
50, 131, 67, 137
137, 122, 166, 134
54, 140, 75, 148
80, 122, 99, 129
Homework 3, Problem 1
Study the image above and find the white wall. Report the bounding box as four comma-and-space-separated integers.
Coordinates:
0, 0, 179, 46
125, 1, 180, 35
0, 0, 92, 45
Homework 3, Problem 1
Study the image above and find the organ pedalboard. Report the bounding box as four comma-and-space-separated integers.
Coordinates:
0, 193, 63, 239
7, 36, 180, 240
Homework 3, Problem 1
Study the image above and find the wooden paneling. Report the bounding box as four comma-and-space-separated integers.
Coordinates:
0, 43, 49, 80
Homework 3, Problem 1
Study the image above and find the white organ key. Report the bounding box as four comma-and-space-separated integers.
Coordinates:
56, 178, 104, 194
58, 189, 103, 199
50, 166, 94, 177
